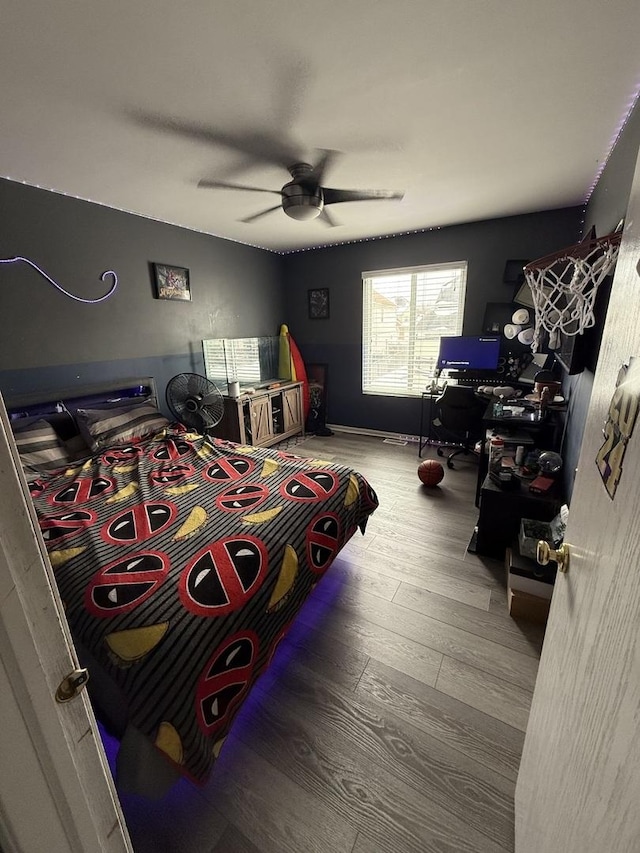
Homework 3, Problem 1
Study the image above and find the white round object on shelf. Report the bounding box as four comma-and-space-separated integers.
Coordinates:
512, 307, 530, 325
518, 327, 535, 345
503, 323, 522, 339
493, 386, 515, 398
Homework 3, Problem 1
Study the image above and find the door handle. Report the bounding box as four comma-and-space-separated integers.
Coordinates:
55, 668, 90, 703
537, 540, 571, 574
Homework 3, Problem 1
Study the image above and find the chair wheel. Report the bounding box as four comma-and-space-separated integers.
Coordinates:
436, 448, 444, 457
447, 460, 455, 469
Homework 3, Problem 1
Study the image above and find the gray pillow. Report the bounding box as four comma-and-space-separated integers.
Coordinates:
75, 402, 170, 451
12, 418, 70, 473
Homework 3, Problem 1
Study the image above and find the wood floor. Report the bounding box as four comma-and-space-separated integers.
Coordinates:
115, 432, 545, 853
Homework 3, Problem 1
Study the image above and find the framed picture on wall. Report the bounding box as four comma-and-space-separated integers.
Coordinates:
308, 288, 330, 319
153, 263, 192, 301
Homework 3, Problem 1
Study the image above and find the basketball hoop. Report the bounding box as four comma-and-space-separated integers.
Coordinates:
523, 231, 622, 351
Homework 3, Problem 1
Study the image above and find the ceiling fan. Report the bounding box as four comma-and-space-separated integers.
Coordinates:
197, 150, 404, 226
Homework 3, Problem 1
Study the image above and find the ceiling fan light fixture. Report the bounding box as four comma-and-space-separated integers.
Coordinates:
281, 181, 324, 220
197, 156, 403, 226
283, 202, 323, 221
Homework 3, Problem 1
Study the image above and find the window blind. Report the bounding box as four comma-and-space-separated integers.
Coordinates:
362, 262, 467, 397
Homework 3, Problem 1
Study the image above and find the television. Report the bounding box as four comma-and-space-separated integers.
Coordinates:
437, 335, 501, 373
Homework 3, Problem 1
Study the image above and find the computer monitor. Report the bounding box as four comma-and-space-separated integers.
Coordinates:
437, 335, 500, 373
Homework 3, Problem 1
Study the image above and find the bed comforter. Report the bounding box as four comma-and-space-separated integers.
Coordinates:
30, 427, 378, 783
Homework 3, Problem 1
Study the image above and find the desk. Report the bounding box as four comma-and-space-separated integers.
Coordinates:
475, 402, 564, 506
418, 392, 439, 457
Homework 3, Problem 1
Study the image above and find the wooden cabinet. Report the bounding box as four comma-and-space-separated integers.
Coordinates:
210, 382, 304, 448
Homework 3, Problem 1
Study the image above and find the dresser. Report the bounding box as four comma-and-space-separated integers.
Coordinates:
209, 381, 304, 448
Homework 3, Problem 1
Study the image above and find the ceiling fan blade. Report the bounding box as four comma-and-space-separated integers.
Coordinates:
311, 149, 340, 186
319, 207, 340, 227
240, 205, 283, 224
130, 111, 298, 170
198, 179, 281, 195
323, 188, 405, 206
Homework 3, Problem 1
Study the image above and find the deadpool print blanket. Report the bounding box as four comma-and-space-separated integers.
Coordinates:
30, 427, 378, 784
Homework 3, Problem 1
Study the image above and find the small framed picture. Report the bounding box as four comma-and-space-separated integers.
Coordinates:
308, 288, 330, 319
153, 263, 191, 301
513, 280, 546, 309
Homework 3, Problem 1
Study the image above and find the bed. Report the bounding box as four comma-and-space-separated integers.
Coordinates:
6, 377, 378, 794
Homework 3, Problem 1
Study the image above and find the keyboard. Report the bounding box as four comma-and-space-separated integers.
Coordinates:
446, 375, 494, 388
454, 377, 490, 388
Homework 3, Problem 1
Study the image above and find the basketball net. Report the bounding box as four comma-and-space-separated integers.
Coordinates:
523, 231, 622, 351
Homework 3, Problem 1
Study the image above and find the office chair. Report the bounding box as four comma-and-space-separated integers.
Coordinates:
433, 384, 485, 469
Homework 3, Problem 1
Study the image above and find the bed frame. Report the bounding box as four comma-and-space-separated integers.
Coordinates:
6, 376, 158, 429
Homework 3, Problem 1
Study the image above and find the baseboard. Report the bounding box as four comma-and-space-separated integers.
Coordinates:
325, 424, 420, 443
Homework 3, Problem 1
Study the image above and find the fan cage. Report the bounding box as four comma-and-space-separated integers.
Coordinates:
166, 373, 224, 432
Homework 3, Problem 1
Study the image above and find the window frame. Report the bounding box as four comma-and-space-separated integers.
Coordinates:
362, 261, 468, 398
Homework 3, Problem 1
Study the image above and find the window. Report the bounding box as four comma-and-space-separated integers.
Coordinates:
362, 262, 467, 397
202, 338, 263, 385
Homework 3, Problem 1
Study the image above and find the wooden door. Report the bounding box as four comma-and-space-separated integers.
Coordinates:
250, 394, 273, 445
282, 384, 303, 434
515, 145, 640, 851
0, 396, 132, 852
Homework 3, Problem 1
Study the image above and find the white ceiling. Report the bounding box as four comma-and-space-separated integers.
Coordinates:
2, 1, 639, 253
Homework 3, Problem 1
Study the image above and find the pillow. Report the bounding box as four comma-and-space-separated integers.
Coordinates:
12, 418, 70, 473
75, 402, 170, 451
64, 433, 93, 463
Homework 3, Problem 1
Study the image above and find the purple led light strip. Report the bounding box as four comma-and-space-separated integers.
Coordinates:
0, 255, 117, 303
584, 82, 640, 205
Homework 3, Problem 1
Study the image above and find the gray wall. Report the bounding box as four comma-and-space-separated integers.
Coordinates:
282, 208, 582, 435
0, 178, 285, 408
562, 98, 640, 497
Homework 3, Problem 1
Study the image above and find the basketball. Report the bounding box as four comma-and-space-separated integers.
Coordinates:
418, 459, 445, 487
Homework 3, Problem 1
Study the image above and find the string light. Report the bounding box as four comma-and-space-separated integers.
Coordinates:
0, 255, 118, 303
0, 176, 271, 254
282, 224, 445, 254
583, 81, 640, 207
0, 175, 444, 254
4, 81, 639, 258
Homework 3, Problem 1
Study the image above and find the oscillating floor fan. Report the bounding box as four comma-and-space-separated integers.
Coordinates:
166, 373, 224, 433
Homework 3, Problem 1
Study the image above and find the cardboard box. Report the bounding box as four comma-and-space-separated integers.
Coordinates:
506, 548, 553, 625
506, 546, 555, 600
508, 587, 551, 624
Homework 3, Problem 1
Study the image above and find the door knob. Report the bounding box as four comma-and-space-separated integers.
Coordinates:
537, 540, 571, 574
